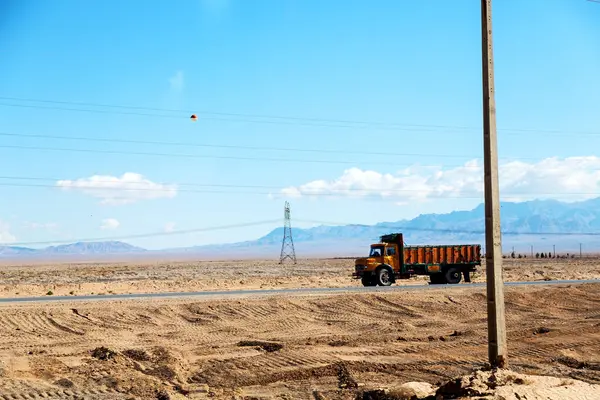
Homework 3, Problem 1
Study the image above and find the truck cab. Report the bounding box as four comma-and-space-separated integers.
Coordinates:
354, 243, 401, 287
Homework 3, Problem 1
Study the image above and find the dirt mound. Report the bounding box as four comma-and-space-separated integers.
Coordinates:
237, 340, 284, 352
433, 369, 600, 399
53, 377, 74, 388
144, 365, 177, 381
356, 369, 600, 399
123, 349, 151, 362
151, 346, 177, 364
554, 356, 600, 371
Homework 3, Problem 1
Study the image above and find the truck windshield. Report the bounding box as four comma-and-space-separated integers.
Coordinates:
369, 246, 384, 257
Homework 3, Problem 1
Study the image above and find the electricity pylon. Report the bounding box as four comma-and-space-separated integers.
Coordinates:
279, 201, 297, 264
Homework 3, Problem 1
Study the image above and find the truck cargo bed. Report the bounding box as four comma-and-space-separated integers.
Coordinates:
403, 244, 481, 266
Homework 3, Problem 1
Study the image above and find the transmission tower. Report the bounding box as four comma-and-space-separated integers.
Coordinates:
279, 201, 297, 264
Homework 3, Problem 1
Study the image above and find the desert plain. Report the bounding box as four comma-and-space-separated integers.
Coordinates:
0, 257, 598, 399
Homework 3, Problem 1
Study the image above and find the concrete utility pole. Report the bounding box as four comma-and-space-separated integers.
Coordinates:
481, 0, 507, 368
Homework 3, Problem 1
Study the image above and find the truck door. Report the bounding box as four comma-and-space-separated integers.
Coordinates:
385, 245, 399, 272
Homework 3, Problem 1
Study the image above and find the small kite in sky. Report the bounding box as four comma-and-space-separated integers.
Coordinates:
190, 114, 198, 121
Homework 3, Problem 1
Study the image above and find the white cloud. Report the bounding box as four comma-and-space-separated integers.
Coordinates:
100, 218, 120, 230
164, 222, 176, 233
0, 221, 16, 243
281, 156, 600, 203
56, 172, 177, 205
169, 70, 184, 92
23, 222, 59, 231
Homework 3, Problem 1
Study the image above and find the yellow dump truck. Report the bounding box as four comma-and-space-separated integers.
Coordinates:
352, 233, 482, 286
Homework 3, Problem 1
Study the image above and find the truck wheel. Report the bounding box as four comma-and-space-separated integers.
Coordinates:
361, 276, 376, 287
376, 268, 393, 287
445, 267, 462, 284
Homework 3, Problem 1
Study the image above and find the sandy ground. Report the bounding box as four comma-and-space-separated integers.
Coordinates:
0, 283, 598, 399
0, 257, 599, 298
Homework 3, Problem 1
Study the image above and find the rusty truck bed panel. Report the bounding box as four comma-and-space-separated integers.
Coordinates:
403, 244, 481, 266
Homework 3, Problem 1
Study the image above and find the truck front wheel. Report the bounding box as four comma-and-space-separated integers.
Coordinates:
445, 267, 462, 284
376, 268, 393, 287
361, 276, 376, 287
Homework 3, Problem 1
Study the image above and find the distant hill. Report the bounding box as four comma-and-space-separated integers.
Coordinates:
2, 198, 600, 260
0, 246, 39, 256
0, 241, 145, 257
43, 241, 146, 255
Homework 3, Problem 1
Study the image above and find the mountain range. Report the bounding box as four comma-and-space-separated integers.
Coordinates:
2, 197, 600, 259
0, 241, 145, 257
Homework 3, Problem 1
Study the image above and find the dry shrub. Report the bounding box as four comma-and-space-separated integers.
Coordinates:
533, 327, 551, 335
91, 346, 116, 361
356, 388, 416, 400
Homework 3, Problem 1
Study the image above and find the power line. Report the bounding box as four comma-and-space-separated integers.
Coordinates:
3, 220, 280, 247
0, 143, 491, 167
0, 96, 487, 130
0, 96, 494, 131
1, 142, 595, 167
0, 131, 575, 162
0, 97, 472, 130
0, 182, 506, 199
0, 102, 464, 132
0, 131, 486, 160
1, 97, 599, 136
5, 218, 600, 248
0, 181, 488, 199
0, 176, 597, 198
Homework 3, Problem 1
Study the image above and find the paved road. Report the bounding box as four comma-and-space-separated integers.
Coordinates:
0, 279, 598, 304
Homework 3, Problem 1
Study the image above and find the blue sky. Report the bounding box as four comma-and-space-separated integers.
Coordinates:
1, 0, 599, 249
